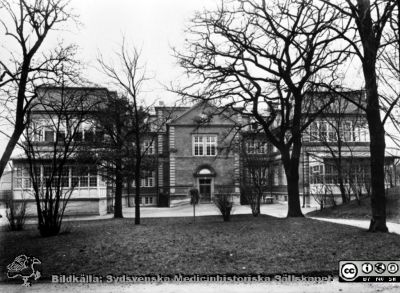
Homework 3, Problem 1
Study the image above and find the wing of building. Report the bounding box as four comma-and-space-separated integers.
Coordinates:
1, 87, 399, 216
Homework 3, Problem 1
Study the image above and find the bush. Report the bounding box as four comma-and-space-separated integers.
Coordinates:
240, 186, 262, 217
6, 196, 26, 231
214, 194, 233, 221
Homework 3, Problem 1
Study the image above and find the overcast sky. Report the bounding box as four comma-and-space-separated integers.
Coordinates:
68, 0, 218, 104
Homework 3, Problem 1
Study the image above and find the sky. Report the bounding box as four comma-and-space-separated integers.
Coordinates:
66, 0, 218, 104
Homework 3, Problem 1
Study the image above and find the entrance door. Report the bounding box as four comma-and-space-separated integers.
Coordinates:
199, 178, 212, 202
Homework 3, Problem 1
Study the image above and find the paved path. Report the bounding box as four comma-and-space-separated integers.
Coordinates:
14, 202, 317, 224
309, 217, 400, 235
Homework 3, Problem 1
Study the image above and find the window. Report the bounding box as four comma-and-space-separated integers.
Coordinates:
70, 165, 97, 188
141, 196, 154, 205
44, 128, 54, 142
320, 122, 327, 141
309, 164, 323, 184
206, 136, 217, 155
354, 124, 369, 142
15, 164, 97, 189
56, 129, 66, 142
43, 165, 53, 186
193, 135, 217, 156
310, 122, 319, 142
43, 165, 69, 187
246, 167, 268, 185
132, 170, 155, 187
309, 121, 360, 142
89, 166, 97, 187
60, 167, 69, 187
246, 140, 267, 154
361, 128, 369, 142
78, 166, 98, 187
71, 166, 80, 187
278, 166, 283, 185
246, 140, 255, 154
15, 165, 31, 189
145, 196, 153, 204
142, 171, 154, 187
194, 136, 204, 156
32, 122, 44, 142
80, 167, 88, 187
325, 164, 338, 184
328, 123, 337, 142
342, 121, 353, 142
272, 167, 279, 186
143, 140, 154, 155
258, 142, 267, 154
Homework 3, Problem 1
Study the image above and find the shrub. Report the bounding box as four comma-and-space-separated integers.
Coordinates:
214, 194, 233, 222
6, 196, 26, 231
240, 186, 261, 217
189, 188, 200, 223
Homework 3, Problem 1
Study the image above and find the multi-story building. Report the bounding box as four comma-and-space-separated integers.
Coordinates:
241, 91, 399, 207
155, 102, 241, 206
3, 87, 399, 215
9, 86, 113, 216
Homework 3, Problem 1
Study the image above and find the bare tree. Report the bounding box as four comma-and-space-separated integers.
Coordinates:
98, 40, 167, 224
85, 93, 155, 219
174, 0, 349, 217
320, 0, 398, 232
21, 85, 99, 236
239, 134, 270, 216
0, 0, 78, 179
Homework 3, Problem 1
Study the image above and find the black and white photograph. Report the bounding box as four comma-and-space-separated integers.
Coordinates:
0, 0, 400, 292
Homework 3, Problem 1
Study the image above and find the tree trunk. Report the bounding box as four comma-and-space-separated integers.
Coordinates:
363, 51, 388, 232
0, 127, 24, 179
114, 159, 123, 218
337, 143, 348, 204
357, 0, 388, 233
134, 163, 141, 225
367, 107, 388, 232
127, 177, 131, 207
283, 156, 304, 217
0, 58, 31, 179
338, 176, 348, 204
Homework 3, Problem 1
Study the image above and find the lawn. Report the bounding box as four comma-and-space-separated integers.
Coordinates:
307, 194, 400, 223
1, 215, 400, 281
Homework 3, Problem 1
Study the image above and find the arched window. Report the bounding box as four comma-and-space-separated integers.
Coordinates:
198, 168, 212, 175
193, 165, 216, 177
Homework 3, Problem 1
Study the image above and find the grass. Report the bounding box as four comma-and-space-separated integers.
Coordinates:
307, 194, 400, 223
1, 214, 400, 281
